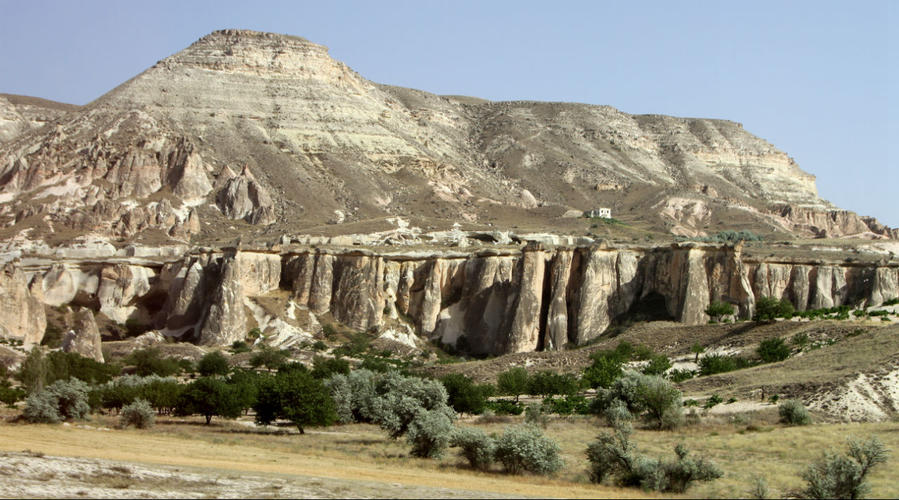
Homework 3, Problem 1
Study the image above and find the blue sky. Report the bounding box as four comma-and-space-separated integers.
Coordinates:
1, 0, 895, 226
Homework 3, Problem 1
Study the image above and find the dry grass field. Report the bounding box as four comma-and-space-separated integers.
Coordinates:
1, 410, 896, 498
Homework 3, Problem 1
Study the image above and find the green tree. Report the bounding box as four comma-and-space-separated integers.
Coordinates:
705, 301, 735, 322
197, 351, 231, 377
177, 376, 243, 425
127, 348, 181, 377
527, 371, 579, 398
310, 355, 350, 379
440, 373, 490, 415
601, 371, 683, 430
641, 355, 671, 376
16, 348, 49, 393
583, 350, 625, 389
753, 297, 795, 323
254, 369, 337, 434
757, 338, 791, 363
497, 367, 530, 402
249, 345, 288, 371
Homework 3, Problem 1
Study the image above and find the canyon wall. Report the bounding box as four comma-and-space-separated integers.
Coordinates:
3, 242, 897, 355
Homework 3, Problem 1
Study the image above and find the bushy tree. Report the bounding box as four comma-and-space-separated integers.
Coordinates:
249, 345, 289, 371
699, 354, 754, 376
16, 348, 48, 393
641, 354, 671, 376
254, 369, 336, 434
493, 425, 563, 475
754, 297, 794, 322
583, 350, 625, 389
311, 356, 351, 379
23, 378, 91, 423
197, 351, 231, 377
406, 408, 454, 458
325, 369, 377, 424
497, 367, 530, 402
705, 301, 735, 322
778, 399, 811, 426
0, 380, 25, 408
120, 398, 155, 429
440, 373, 491, 415
367, 372, 455, 439
600, 371, 683, 430
450, 426, 495, 470
757, 338, 791, 363
177, 376, 243, 425
527, 370, 578, 398
800, 437, 889, 499
586, 419, 721, 492
227, 368, 261, 414
127, 348, 181, 377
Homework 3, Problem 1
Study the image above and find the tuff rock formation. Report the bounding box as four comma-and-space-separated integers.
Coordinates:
0, 29, 893, 247
62, 307, 104, 362
0, 262, 46, 346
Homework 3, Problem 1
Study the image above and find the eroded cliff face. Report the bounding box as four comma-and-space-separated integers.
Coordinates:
4, 242, 896, 356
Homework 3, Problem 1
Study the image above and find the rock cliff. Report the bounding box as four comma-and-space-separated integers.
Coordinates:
3, 241, 896, 355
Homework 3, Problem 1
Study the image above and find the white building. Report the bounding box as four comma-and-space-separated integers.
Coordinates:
584, 208, 612, 219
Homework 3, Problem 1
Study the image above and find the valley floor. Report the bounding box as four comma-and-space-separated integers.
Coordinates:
1, 413, 897, 499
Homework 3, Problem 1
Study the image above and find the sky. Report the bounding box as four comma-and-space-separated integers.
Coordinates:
1, 0, 896, 226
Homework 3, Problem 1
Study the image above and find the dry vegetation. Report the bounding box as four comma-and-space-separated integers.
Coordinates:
1, 409, 896, 499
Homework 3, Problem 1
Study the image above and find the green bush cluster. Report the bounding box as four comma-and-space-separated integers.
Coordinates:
757, 338, 791, 363
24, 378, 91, 423
754, 297, 795, 322
778, 399, 811, 426
698, 354, 755, 376
594, 371, 684, 430
800, 437, 888, 499
120, 398, 155, 429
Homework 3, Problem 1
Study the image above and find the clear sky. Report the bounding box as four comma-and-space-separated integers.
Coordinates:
1, 0, 895, 226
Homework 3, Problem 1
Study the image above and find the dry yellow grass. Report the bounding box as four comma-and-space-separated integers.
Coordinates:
0, 418, 650, 499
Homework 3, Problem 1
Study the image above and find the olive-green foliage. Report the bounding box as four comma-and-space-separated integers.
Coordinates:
227, 368, 261, 414
778, 399, 811, 426
177, 376, 244, 425
699, 354, 755, 376
541, 395, 591, 415
92, 375, 182, 413
496, 367, 530, 401
120, 398, 155, 429
800, 437, 889, 500
705, 301, 735, 322
325, 369, 377, 424
493, 425, 563, 475
440, 373, 491, 415
254, 368, 336, 434
583, 352, 624, 389
0, 380, 25, 407
23, 378, 91, 423
310, 355, 350, 379
367, 371, 455, 439
598, 371, 683, 430
197, 351, 231, 377
126, 348, 182, 377
586, 419, 722, 492
406, 408, 454, 458
249, 345, 289, 371
16, 348, 48, 393
527, 370, 579, 397
642, 354, 672, 376
485, 399, 524, 415
230, 340, 251, 353
450, 426, 496, 470
757, 338, 791, 363
41, 325, 64, 349
17, 349, 119, 394
754, 297, 795, 322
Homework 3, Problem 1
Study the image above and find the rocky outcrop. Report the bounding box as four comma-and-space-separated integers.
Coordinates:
774, 205, 898, 239
216, 165, 276, 225
0, 263, 46, 346
63, 308, 104, 362
198, 253, 247, 346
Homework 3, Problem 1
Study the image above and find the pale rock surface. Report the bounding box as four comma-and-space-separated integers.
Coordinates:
0, 263, 46, 346
62, 308, 104, 362
198, 254, 248, 346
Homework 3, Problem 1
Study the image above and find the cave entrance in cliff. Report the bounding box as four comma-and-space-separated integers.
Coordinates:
609, 292, 674, 334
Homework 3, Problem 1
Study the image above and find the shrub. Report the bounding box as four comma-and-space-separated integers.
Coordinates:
450, 426, 495, 470
586, 420, 722, 492
690, 343, 705, 363
23, 378, 91, 423
406, 408, 454, 458
230, 340, 251, 353
177, 376, 243, 425
757, 338, 790, 363
120, 398, 155, 429
524, 404, 548, 428
197, 351, 231, 377
542, 395, 591, 415
249, 345, 289, 371
254, 369, 337, 434
699, 354, 754, 376
325, 369, 377, 424
367, 371, 455, 439
704, 393, 723, 409
778, 399, 811, 425
310, 356, 350, 379
705, 301, 735, 322
126, 348, 181, 377
0, 380, 25, 408
668, 369, 695, 383
602, 372, 683, 429
799, 437, 889, 499
754, 297, 794, 322
440, 373, 490, 415
642, 355, 671, 376
583, 352, 624, 389
493, 425, 563, 475
497, 367, 530, 401
485, 399, 523, 415
527, 370, 579, 397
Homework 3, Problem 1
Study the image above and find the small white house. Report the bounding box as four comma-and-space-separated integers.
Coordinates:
584, 208, 612, 219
